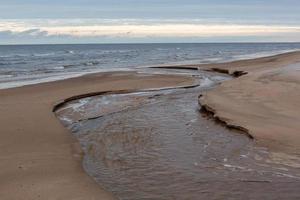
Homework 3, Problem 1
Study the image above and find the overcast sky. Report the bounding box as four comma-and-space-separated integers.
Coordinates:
0, 0, 300, 44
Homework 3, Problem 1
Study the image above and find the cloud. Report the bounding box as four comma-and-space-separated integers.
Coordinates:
43, 24, 300, 38
1, 19, 300, 43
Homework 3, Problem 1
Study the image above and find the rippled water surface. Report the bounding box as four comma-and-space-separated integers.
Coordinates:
1, 43, 300, 88
56, 70, 300, 200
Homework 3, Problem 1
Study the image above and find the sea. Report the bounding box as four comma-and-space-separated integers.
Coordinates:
0, 43, 300, 89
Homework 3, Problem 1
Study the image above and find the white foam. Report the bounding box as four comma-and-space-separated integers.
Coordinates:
0, 74, 13, 78
231, 49, 300, 61
199, 77, 215, 87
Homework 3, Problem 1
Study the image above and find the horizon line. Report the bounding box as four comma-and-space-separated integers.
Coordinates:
1, 41, 300, 46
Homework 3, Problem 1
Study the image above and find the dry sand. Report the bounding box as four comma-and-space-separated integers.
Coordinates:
0, 71, 195, 200
199, 51, 300, 154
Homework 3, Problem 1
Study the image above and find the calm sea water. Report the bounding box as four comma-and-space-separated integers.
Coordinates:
0, 43, 300, 89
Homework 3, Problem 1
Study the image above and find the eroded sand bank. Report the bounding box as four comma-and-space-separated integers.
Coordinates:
0, 71, 195, 199
199, 51, 300, 154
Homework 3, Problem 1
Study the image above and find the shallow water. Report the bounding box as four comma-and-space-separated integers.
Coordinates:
56, 69, 300, 200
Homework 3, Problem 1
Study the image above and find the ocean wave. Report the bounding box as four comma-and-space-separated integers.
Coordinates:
213, 51, 222, 55
65, 50, 75, 54
156, 48, 169, 51
0, 74, 13, 78
1, 43, 300, 90
83, 61, 100, 66
231, 49, 300, 61
63, 64, 77, 68
62, 61, 101, 68
97, 49, 135, 55
32, 53, 56, 57
53, 66, 65, 70
0, 61, 27, 66
2, 54, 31, 58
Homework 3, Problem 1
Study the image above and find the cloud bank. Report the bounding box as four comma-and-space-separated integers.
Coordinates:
1, 19, 300, 44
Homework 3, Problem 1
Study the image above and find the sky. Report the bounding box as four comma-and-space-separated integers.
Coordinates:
0, 0, 300, 44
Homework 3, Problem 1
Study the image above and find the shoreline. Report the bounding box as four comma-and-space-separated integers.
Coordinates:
1, 51, 300, 199
1, 49, 299, 91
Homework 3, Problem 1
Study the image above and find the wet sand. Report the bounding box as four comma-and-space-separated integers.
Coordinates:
0, 71, 195, 199
199, 51, 300, 154
55, 70, 300, 200
1, 51, 300, 199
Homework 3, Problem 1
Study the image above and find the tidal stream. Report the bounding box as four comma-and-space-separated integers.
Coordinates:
55, 69, 300, 200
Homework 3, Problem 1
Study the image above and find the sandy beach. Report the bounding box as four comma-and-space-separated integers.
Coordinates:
0, 72, 195, 199
199, 51, 300, 154
1, 51, 300, 199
